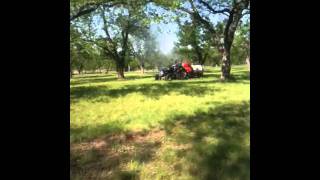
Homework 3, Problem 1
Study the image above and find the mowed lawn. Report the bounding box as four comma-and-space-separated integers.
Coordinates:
70, 65, 250, 180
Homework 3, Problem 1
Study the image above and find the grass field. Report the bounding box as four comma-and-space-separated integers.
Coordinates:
70, 65, 250, 180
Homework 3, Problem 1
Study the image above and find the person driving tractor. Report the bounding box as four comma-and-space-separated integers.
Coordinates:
182, 59, 193, 79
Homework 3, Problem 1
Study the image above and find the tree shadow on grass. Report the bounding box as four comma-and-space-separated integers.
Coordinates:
71, 74, 154, 86
228, 71, 250, 82
70, 129, 164, 180
70, 121, 126, 143
71, 77, 119, 85
202, 70, 249, 83
70, 101, 249, 179
70, 80, 222, 103
72, 74, 114, 80
161, 101, 250, 180
70, 84, 110, 104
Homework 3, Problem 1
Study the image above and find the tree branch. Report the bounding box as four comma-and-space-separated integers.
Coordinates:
198, 0, 230, 15
71, 0, 155, 21
179, 7, 215, 35
241, 10, 250, 18
70, 1, 125, 21
100, 7, 119, 59
180, 7, 223, 48
70, 3, 100, 21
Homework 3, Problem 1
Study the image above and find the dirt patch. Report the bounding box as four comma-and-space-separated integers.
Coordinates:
71, 129, 165, 152
70, 129, 166, 179
125, 130, 165, 143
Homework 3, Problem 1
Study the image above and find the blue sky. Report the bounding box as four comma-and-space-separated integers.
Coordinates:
89, 3, 249, 55
91, 4, 181, 54
149, 13, 249, 54
150, 22, 179, 54
148, 16, 227, 55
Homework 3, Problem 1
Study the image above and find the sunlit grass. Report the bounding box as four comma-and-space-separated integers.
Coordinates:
70, 65, 249, 142
70, 65, 250, 179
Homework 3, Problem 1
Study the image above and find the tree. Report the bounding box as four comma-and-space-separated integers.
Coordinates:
70, 0, 250, 79
178, 0, 250, 80
70, 0, 157, 21
231, 20, 249, 65
70, 0, 155, 78
71, 0, 129, 21
239, 19, 250, 67
132, 30, 159, 73
95, 4, 149, 79
70, 25, 91, 75
176, 19, 215, 65
220, 0, 249, 80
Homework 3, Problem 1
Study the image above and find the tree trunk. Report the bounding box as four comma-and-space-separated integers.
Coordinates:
116, 60, 125, 79
246, 56, 250, 71
201, 53, 208, 65
117, 27, 129, 79
70, 65, 72, 78
117, 68, 125, 79
140, 65, 144, 74
106, 63, 111, 74
220, 0, 249, 80
140, 62, 145, 74
221, 48, 231, 80
78, 64, 84, 75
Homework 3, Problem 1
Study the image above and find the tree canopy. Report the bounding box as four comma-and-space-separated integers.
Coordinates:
70, 0, 250, 80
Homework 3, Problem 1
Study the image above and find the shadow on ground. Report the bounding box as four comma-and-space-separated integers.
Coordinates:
72, 74, 114, 80
71, 70, 249, 86
70, 120, 126, 143
70, 80, 222, 103
70, 101, 250, 180
70, 129, 165, 180
203, 70, 250, 83
161, 101, 250, 180
71, 74, 154, 86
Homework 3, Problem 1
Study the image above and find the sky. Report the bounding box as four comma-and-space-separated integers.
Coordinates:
92, 18, 179, 54
149, 12, 249, 54
89, 4, 180, 54
148, 14, 230, 55
142, 2, 243, 55
88, 3, 249, 55
150, 22, 179, 54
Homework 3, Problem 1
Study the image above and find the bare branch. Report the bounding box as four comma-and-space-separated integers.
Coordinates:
179, 7, 193, 15
179, 6, 215, 35
198, 0, 230, 15
70, 5, 99, 21
101, 10, 112, 42
241, 10, 250, 18
71, 0, 156, 21
100, 7, 119, 59
178, 3, 225, 48
71, 1, 126, 21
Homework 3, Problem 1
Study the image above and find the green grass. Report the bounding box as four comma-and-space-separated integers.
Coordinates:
70, 65, 250, 180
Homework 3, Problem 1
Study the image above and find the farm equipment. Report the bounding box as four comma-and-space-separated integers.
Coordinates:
155, 63, 204, 80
